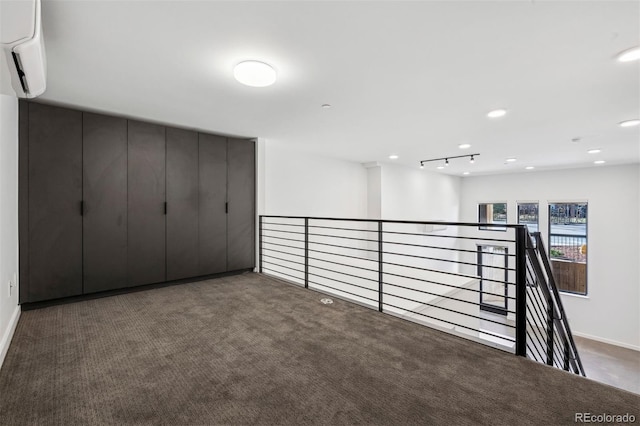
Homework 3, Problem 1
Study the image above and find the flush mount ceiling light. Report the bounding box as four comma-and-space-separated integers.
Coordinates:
389, 154, 399, 160
594, 160, 606, 165
463, 172, 470, 175
233, 61, 277, 87
619, 119, 640, 128
487, 109, 507, 118
525, 166, 535, 170
616, 46, 640, 62
458, 143, 471, 149
587, 149, 601, 154
321, 104, 332, 109
437, 166, 445, 170
506, 158, 517, 163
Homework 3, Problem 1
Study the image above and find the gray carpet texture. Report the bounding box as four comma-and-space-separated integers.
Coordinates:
0, 272, 638, 425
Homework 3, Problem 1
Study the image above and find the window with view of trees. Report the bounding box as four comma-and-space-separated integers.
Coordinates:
548, 203, 588, 295
518, 202, 539, 248
479, 203, 507, 231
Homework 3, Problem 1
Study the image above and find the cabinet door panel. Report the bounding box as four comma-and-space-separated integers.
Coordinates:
227, 139, 255, 271
83, 112, 128, 293
166, 127, 199, 281
127, 120, 166, 286
27, 103, 83, 302
198, 134, 227, 275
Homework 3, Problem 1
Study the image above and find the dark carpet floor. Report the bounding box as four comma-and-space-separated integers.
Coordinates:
0, 272, 638, 425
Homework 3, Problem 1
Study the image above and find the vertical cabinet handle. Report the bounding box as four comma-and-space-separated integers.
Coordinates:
164, 202, 168, 215
80, 201, 84, 216
225, 202, 228, 214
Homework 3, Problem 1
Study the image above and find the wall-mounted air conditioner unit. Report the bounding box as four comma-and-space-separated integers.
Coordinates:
1, 0, 47, 98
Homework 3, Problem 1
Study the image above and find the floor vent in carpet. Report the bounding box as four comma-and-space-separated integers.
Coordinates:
320, 298, 333, 305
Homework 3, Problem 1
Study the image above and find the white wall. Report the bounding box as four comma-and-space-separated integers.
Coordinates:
380, 163, 461, 222
0, 94, 20, 369
263, 142, 367, 218
460, 164, 640, 350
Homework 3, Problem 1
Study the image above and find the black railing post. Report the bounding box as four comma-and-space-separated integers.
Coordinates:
304, 218, 309, 289
378, 221, 383, 312
546, 302, 554, 366
258, 216, 263, 273
515, 226, 527, 357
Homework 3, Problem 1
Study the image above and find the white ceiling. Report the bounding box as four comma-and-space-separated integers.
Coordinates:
31, 1, 640, 174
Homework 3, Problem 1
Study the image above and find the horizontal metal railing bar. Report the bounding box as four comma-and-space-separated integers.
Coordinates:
262, 227, 306, 236
308, 224, 380, 234
383, 250, 516, 272
383, 301, 515, 343
262, 261, 305, 276
308, 232, 379, 244
308, 247, 377, 264
308, 255, 380, 274
384, 271, 516, 300
383, 230, 515, 243
382, 290, 517, 328
382, 281, 517, 314
262, 234, 306, 245
309, 240, 380, 254
308, 271, 378, 294
261, 221, 305, 228
262, 246, 305, 258
383, 261, 516, 287
308, 279, 379, 304
525, 312, 549, 352
548, 232, 587, 238
262, 267, 304, 283
383, 239, 517, 257
262, 241, 305, 253
308, 263, 379, 283
262, 253, 307, 268
385, 245, 513, 257
526, 337, 546, 362
261, 215, 528, 229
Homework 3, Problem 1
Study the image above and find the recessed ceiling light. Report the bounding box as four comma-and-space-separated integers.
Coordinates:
525, 166, 535, 170
506, 158, 517, 162
616, 46, 640, 62
233, 61, 277, 87
619, 119, 640, 128
487, 109, 507, 118
587, 149, 601, 154
321, 104, 332, 109
437, 166, 445, 170
458, 143, 471, 149
389, 154, 398, 160
463, 172, 470, 175
594, 160, 606, 165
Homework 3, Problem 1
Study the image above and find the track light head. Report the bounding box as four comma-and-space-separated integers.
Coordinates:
445, 158, 449, 166
470, 155, 475, 164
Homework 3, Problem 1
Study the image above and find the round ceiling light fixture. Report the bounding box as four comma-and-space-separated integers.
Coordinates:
458, 143, 471, 149
594, 160, 606, 165
321, 104, 332, 109
233, 61, 277, 87
619, 119, 640, 128
487, 109, 507, 118
506, 158, 517, 163
616, 46, 640, 62
525, 166, 535, 170
437, 166, 445, 170
463, 171, 470, 175
389, 154, 399, 160
587, 149, 601, 154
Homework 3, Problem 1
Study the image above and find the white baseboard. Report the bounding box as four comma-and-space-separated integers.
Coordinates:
572, 331, 640, 352
0, 305, 21, 370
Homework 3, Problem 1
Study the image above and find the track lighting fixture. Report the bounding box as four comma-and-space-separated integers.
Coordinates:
419, 153, 480, 169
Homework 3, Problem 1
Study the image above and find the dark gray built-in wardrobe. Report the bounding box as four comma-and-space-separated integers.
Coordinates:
19, 101, 255, 304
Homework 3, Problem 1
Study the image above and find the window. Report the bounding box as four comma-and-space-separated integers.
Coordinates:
478, 203, 507, 231
477, 245, 508, 315
548, 203, 587, 295
518, 202, 539, 248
